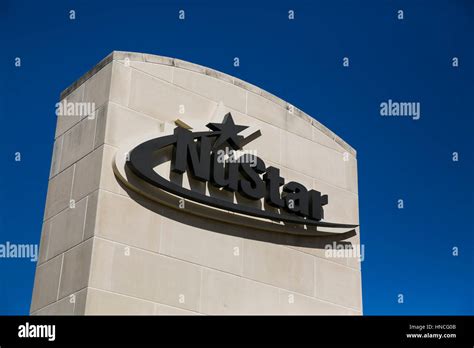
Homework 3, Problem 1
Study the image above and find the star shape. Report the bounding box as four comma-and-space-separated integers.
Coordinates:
206, 113, 248, 150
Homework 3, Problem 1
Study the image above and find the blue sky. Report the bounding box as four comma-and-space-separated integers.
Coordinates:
0, 0, 472, 315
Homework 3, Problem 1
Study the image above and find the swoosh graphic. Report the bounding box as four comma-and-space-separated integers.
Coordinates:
126, 133, 359, 231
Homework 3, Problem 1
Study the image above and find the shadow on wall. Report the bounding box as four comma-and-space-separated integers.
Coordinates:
114, 168, 356, 250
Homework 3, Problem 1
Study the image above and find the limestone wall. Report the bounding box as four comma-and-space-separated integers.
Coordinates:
30, 51, 362, 315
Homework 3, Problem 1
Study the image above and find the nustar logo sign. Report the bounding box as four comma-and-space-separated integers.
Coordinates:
120, 113, 358, 238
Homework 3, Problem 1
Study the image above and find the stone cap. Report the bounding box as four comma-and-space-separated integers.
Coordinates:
60, 51, 356, 157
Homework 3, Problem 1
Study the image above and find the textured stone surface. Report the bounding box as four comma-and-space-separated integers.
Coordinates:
92, 190, 161, 252
90, 238, 201, 312
128, 69, 217, 123
32, 288, 87, 315
32, 52, 361, 315
84, 288, 155, 315
278, 290, 355, 315
160, 214, 243, 275
173, 68, 246, 113
46, 196, 88, 260
315, 258, 363, 311
44, 165, 74, 220
58, 51, 356, 156
243, 238, 315, 296
55, 85, 85, 139
30, 255, 63, 312
58, 238, 94, 299
200, 268, 280, 315
71, 146, 103, 202
59, 116, 97, 171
